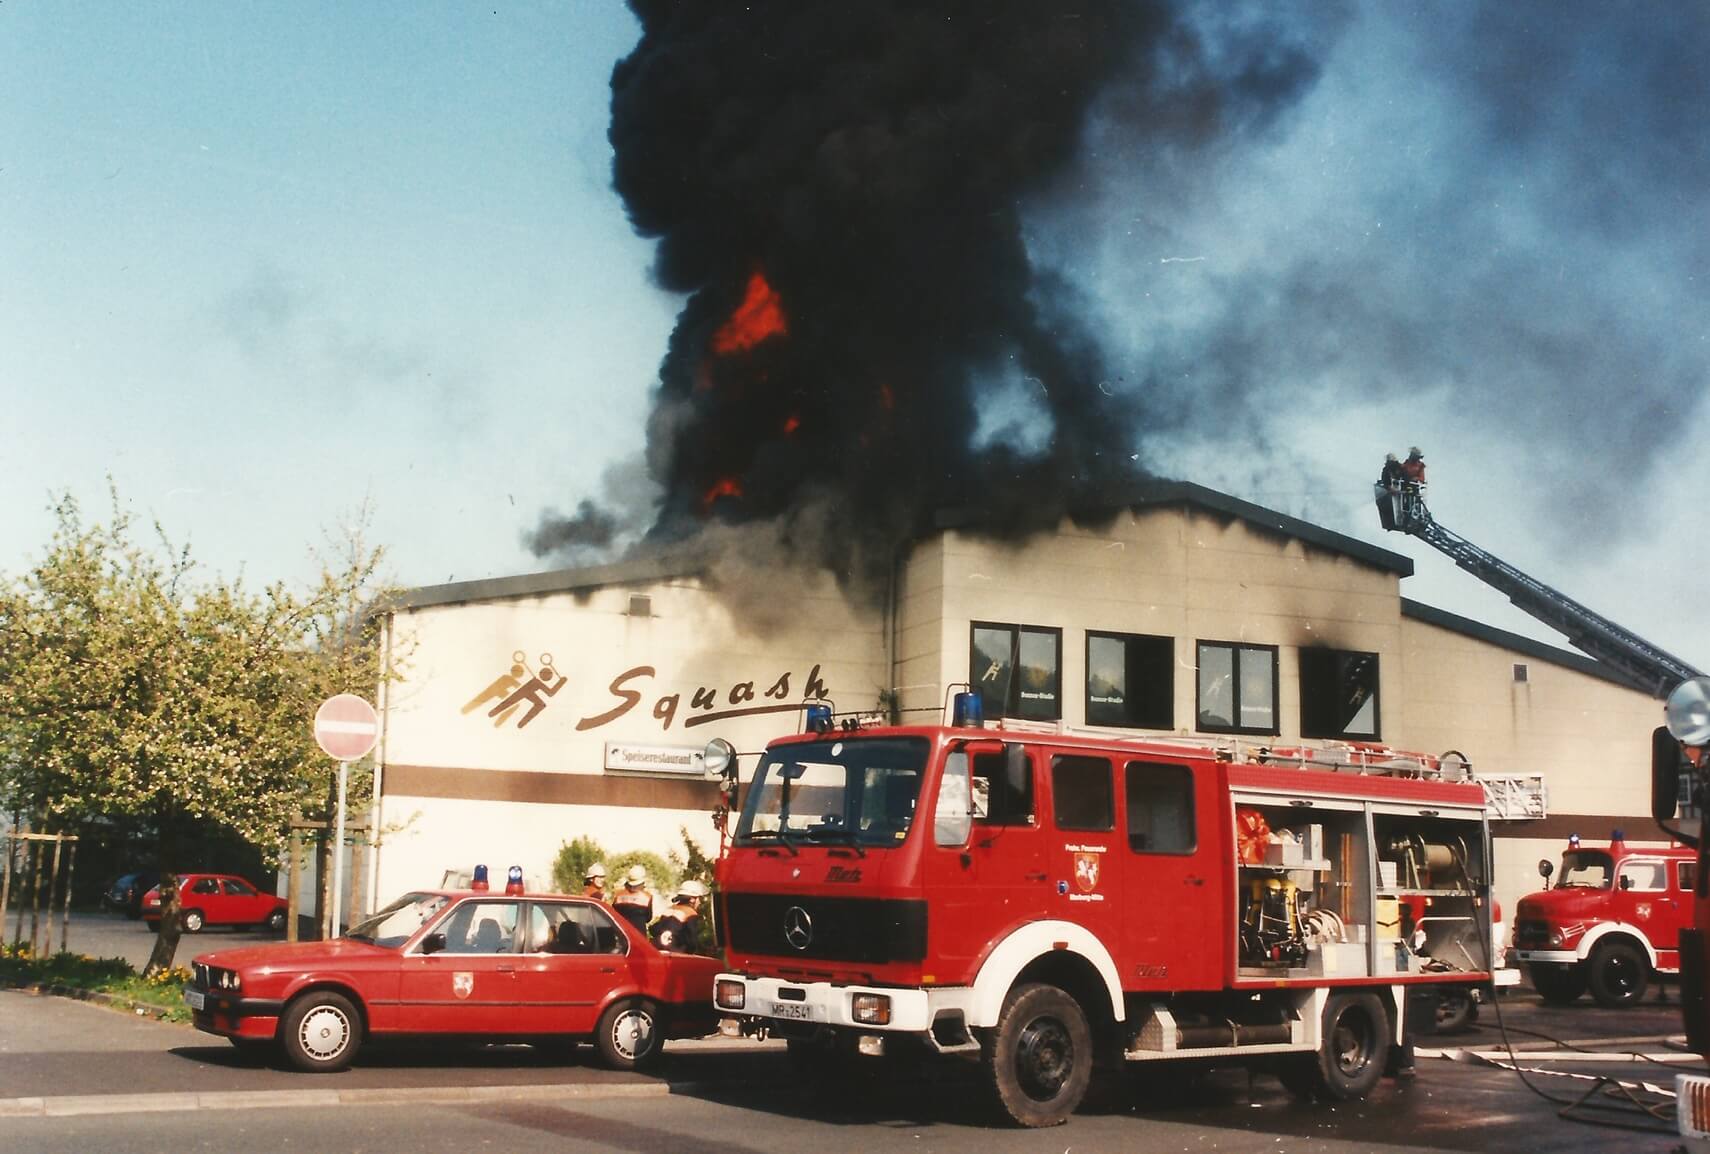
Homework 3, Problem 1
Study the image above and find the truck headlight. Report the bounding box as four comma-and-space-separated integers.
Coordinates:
1547, 929, 1564, 947
851, 993, 892, 1026
715, 980, 745, 1011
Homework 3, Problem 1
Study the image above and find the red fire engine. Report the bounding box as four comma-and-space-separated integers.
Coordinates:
1511, 831, 1694, 1007
707, 701, 1498, 1127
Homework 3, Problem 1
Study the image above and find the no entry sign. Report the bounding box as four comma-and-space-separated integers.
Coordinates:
314, 694, 380, 762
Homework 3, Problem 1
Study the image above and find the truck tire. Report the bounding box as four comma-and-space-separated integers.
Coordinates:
980, 983, 1093, 1128
1433, 989, 1475, 1034
1306, 992, 1389, 1101
1587, 940, 1648, 1008
1527, 962, 1586, 1005
281, 990, 362, 1073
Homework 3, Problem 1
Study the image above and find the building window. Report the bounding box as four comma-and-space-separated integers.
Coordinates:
1195, 641, 1278, 735
1051, 755, 1114, 831
971, 622, 1062, 721
1125, 761, 1195, 854
1086, 632, 1173, 729
1299, 648, 1381, 740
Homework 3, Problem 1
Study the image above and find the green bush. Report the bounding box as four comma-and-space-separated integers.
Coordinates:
550, 835, 608, 894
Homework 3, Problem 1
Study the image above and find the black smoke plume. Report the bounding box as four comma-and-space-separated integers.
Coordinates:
534, 1, 1326, 588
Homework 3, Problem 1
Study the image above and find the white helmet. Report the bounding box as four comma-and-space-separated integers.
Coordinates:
624, 865, 648, 888
676, 879, 710, 900
585, 862, 607, 880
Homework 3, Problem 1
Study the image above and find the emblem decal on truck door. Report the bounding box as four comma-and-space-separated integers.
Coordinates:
1073, 852, 1101, 893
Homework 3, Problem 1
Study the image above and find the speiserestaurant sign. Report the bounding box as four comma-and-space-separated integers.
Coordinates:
462, 651, 832, 733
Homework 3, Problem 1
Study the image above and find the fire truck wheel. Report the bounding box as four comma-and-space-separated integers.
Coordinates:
981, 983, 1093, 1128
1310, 992, 1389, 1101
281, 990, 362, 1073
596, 999, 661, 1071
1433, 990, 1475, 1034
1587, 941, 1649, 1008
1527, 962, 1586, 1005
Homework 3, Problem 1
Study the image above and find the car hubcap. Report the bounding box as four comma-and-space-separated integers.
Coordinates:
186, 913, 202, 931
1015, 1016, 1074, 1101
611, 1009, 654, 1061
299, 1006, 350, 1061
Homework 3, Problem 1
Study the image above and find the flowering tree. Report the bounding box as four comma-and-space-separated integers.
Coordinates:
0, 489, 394, 974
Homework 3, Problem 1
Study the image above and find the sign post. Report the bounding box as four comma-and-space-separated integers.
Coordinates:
314, 694, 380, 938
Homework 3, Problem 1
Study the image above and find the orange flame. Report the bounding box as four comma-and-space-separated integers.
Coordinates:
701, 476, 744, 511
712, 271, 787, 355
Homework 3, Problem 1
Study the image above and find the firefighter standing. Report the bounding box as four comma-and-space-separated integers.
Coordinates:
651, 880, 709, 954
611, 865, 656, 932
1401, 446, 1426, 487
582, 862, 608, 902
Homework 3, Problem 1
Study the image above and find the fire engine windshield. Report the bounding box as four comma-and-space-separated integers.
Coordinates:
345, 891, 451, 947
734, 737, 929, 848
1555, 851, 1614, 889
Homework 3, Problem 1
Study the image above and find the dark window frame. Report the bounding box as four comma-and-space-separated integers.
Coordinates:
969, 621, 1064, 722
1298, 647, 1382, 741
1084, 630, 1174, 730
1195, 640, 1280, 736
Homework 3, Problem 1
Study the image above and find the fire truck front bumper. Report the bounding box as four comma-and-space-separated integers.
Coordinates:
713, 972, 974, 1043
1512, 949, 1579, 965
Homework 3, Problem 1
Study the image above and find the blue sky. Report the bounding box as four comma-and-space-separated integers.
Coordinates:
4, 3, 1706, 671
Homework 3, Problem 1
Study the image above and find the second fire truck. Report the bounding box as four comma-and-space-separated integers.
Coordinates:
707, 704, 1498, 1126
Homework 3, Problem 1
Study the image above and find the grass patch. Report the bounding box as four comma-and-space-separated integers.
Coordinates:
1, 943, 193, 1022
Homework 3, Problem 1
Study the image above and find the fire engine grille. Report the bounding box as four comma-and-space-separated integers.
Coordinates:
725, 893, 927, 964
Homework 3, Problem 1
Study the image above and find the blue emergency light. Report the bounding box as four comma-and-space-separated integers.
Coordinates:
505, 865, 524, 895
1567, 833, 1580, 850
952, 690, 984, 729
471, 863, 490, 891
805, 703, 833, 734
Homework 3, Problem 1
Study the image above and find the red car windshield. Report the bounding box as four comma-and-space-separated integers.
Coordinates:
346, 892, 450, 948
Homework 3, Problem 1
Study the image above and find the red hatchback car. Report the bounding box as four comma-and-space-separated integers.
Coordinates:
142, 874, 288, 934
184, 889, 722, 1072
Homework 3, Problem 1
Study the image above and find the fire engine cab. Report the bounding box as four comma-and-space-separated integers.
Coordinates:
708, 705, 1498, 1127
1512, 832, 1695, 1007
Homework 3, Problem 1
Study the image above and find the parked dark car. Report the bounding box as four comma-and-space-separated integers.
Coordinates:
102, 871, 160, 919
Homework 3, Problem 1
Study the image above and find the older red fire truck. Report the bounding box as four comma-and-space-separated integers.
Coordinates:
707, 704, 1498, 1127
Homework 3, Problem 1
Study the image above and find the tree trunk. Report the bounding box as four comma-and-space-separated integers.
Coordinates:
143, 822, 181, 977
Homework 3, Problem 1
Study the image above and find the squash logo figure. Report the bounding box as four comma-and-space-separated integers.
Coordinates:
461, 652, 566, 729
1074, 852, 1101, 894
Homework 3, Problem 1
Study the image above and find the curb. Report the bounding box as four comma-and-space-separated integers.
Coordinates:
0, 1079, 681, 1119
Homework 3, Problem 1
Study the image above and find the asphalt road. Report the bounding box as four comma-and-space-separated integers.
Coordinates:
1, 982, 1696, 1154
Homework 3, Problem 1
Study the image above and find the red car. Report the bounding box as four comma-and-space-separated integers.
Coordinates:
142, 873, 288, 933
183, 889, 722, 1072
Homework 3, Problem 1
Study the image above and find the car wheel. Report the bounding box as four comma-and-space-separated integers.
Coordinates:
180, 909, 205, 933
979, 982, 1093, 1128
1527, 962, 1587, 1005
1588, 940, 1649, 1008
1304, 992, 1390, 1102
267, 909, 287, 933
595, 999, 661, 1071
281, 991, 362, 1073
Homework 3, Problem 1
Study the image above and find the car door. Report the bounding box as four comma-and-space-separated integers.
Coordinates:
396, 898, 523, 1033
509, 900, 627, 1035
220, 878, 268, 924
184, 876, 226, 923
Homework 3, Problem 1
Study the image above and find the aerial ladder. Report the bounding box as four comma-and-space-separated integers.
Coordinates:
1374, 473, 1700, 699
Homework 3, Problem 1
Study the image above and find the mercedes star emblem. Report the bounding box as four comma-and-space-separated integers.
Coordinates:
783, 905, 813, 950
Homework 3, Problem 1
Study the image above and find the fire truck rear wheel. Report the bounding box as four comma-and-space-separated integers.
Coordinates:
981, 982, 1093, 1128
1527, 962, 1586, 1005
1309, 992, 1389, 1101
1587, 940, 1648, 1008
